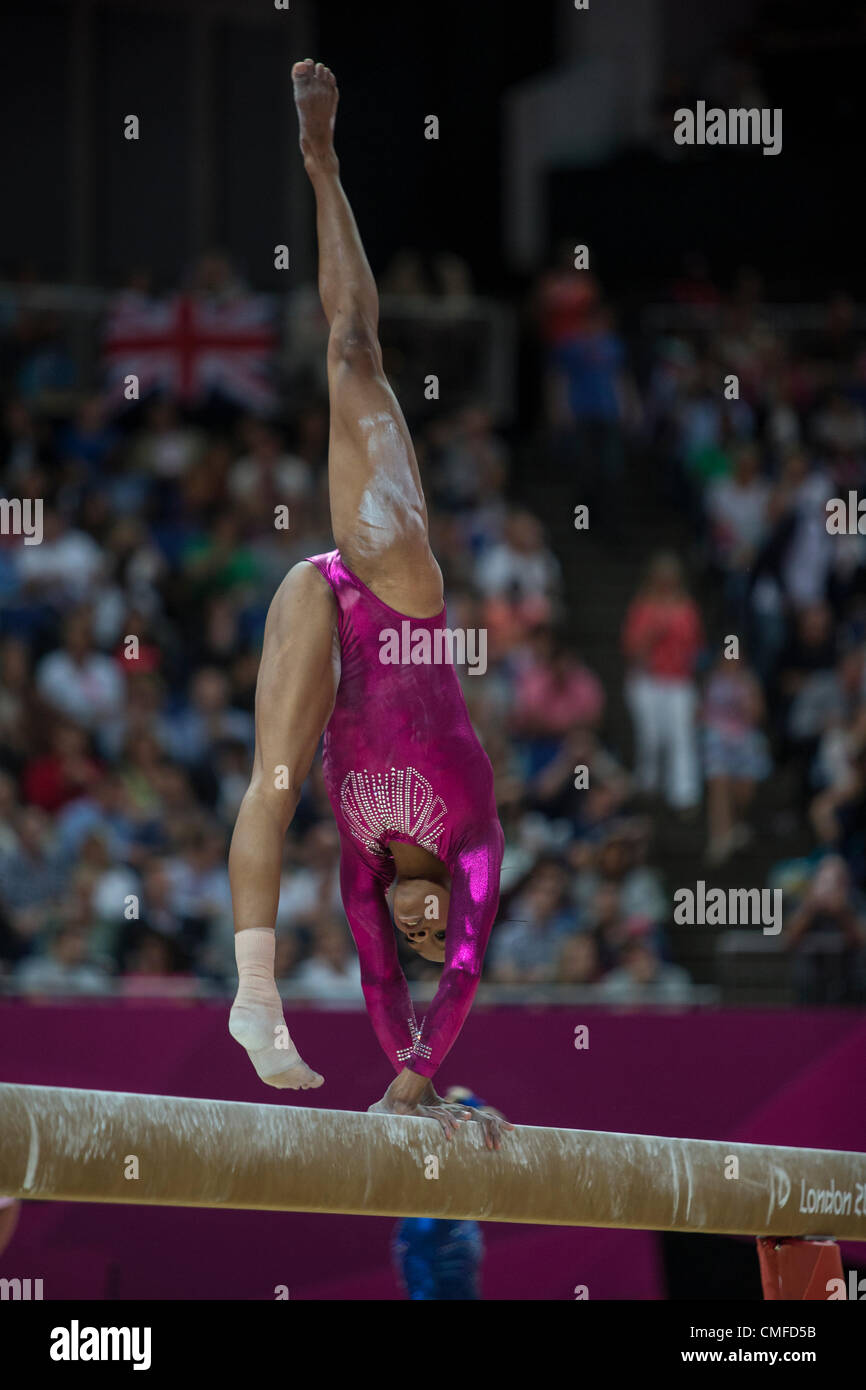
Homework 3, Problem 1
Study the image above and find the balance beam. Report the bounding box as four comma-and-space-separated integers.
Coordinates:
1, 1084, 864, 1238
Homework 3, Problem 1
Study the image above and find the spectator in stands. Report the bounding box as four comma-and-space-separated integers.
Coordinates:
229, 416, 312, 511
746, 449, 834, 681
14, 923, 111, 997
101, 517, 166, 619
180, 511, 260, 604
556, 932, 602, 985
16, 507, 103, 610
59, 394, 119, 480
380, 249, 429, 298
429, 404, 508, 525
704, 441, 771, 621
21, 720, 102, 814
770, 449, 835, 612
813, 391, 866, 473
432, 252, 474, 301
134, 395, 204, 475
777, 602, 842, 761
13, 308, 76, 404
762, 372, 801, 458
476, 509, 560, 606
0, 771, 19, 858
158, 666, 253, 768
36, 607, 125, 738
675, 361, 753, 489
87, 832, 140, 940
276, 821, 343, 928
810, 735, 866, 888
548, 296, 626, 433
164, 825, 232, 941
274, 929, 303, 985
783, 855, 865, 1004
54, 770, 139, 863
295, 918, 363, 1000
534, 243, 599, 348
131, 860, 184, 948
0, 635, 33, 759
475, 509, 561, 656
118, 927, 196, 997
489, 858, 578, 982
0, 805, 69, 927
575, 821, 666, 935
512, 625, 604, 743
531, 726, 631, 837
622, 552, 704, 812
582, 881, 632, 971
546, 299, 634, 529
670, 251, 721, 308
598, 936, 693, 1006
2, 398, 55, 482
702, 650, 771, 864
128, 397, 206, 517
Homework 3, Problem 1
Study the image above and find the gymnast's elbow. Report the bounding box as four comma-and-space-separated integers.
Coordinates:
443, 959, 483, 990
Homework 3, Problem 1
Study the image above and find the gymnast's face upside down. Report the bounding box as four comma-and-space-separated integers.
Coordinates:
391, 878, 450, 964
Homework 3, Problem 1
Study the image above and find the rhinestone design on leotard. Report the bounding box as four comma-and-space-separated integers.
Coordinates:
396, 1018, 421, 1063
396, 1017, 433, 1064
340, 766, 447, 856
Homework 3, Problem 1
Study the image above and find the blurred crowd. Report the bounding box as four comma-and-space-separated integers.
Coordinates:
516, 250, 866, 1003
1, 248, 865, 1006
635, 267, 866, 1001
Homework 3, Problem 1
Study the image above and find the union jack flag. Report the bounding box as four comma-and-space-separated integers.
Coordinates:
102, 290, 278, 412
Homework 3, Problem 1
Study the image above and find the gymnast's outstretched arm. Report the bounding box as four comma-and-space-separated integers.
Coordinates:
362, 831, 512, 1147
404, 831, 506, 1078
340, 848, 497, 1142
338, 845, 420, 1073
341, 840, 511, 1145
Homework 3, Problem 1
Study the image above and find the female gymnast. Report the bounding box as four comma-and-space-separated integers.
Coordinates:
228, 60, 510, 1149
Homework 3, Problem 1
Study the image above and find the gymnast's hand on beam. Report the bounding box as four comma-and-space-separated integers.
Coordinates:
367, 1069, 473, 1141
421, 1082, 514, 1150
367, 1095, 469, 1140
463, 1106, 515, 1152
367, 1074, 514, 1148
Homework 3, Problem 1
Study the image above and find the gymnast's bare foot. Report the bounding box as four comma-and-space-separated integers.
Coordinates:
229, 1001, 324, 1091
292, 58, 339, 174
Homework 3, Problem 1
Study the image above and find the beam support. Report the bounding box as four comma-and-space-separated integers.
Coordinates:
1, 1085, 864, 1239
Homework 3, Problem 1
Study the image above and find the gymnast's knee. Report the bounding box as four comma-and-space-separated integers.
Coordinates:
242, 774, 301, 832
327, 309, 381, 374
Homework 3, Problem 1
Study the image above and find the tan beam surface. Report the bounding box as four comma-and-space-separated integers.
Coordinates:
1, 1084, 865, 1238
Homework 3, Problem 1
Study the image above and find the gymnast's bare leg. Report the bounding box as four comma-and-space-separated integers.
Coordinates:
294, 59, 443, 617
228, 59, 442, 1093
227, 561, 334, 1088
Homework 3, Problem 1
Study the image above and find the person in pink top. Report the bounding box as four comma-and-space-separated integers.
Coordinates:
622, 552, 704, 810
227, 61, 510, 1150
513, 626, 605, 737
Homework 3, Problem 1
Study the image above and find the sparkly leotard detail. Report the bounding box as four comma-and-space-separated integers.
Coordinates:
339, 767, 448, 857
307, 550, 504, 1078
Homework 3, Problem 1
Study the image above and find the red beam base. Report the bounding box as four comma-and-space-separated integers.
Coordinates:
756, 1236, 842, 1300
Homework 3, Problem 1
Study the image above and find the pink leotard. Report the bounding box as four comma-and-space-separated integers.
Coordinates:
306, 550, 504, 1079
